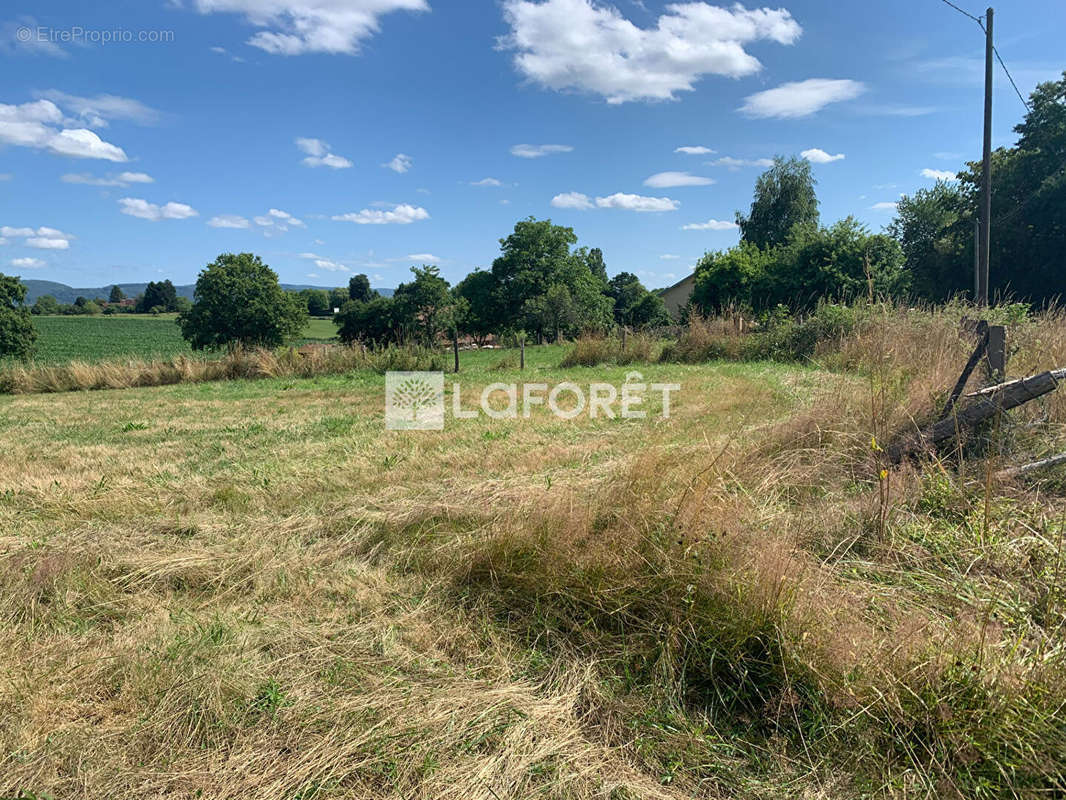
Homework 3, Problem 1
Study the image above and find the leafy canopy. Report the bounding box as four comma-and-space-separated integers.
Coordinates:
0, 273, 37, 360
179, 253, 307, 350
736, 156, 819, 249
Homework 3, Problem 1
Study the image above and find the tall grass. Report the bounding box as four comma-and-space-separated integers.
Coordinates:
0, 343, 445, 395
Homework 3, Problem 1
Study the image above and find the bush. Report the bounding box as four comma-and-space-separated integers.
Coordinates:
560, 333, 660, 367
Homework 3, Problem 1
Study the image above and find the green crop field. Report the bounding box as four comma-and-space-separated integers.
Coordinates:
23, 315, 338, 365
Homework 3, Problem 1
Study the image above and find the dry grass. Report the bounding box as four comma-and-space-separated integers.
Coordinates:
2, 313, 1066, 798
0, 343, 445, 395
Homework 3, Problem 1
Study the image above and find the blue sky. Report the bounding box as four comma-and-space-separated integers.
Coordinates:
1, 0, 1062, 291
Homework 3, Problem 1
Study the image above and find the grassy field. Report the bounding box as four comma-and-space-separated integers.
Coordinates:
24, 315, 338, 364
2, 325, 1066, 798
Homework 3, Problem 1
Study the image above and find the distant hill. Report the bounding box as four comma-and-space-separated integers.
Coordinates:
20, 279, 394, 305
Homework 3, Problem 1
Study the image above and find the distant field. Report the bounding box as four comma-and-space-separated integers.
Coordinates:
23, 314, 338, 364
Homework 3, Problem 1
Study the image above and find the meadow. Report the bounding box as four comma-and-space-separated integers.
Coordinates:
2, 311, 1066, 799
22, 314, 338, 365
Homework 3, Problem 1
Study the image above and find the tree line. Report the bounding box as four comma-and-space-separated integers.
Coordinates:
1, 71, 1061, 359
693, 71, 1066, 316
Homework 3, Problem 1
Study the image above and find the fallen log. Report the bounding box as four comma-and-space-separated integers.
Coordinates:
888, 368, 1066, 464
995, 451, 1066, 479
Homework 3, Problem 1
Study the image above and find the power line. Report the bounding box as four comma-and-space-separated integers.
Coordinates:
937, 0, 983, 25
991, 45, 1032, 111
936, 1, 1033, 113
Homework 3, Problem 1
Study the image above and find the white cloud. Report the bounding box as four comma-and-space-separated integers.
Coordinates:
190, 0, 429, 55
407, 253, 440, 262
47, 129, 129, 161
306, 273, 319, 278
470, 177, 504, 187
644, 171, 714, 188
659, 254, 680, 260
681, 218, 737, 230
551, 191, 593, 210
510, 143, 573, 158
10, 257, 44, 268
268, 208, 305, 227
802, 148, 845, 164
383, 153, 412, 173
740, 78, 865, 119
0, 99, 128, 161
61, 170, 154, 186
26, 237, 70, 249
0, 238, 6, 246
675, 145, 714, 155
314, 258, 349, 272
119, 197, 199, 221
920, 168, 957, 180
251, 208, 305, 232
35, 90, 161, 127
595, 193, 678, 212
296, 137, 352, 168
332, 203, 430, 224
0, 173, 11, 181
870, 201, 898, 211
501, 0, 801, 104
2, 225, 74, 249
207, 214, 251, 228
707, 156, 774, 169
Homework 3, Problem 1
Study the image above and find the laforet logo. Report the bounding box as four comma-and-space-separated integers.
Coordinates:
385, 371, 445, 430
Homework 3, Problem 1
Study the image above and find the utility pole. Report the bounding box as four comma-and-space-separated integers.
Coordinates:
978, 7, 994, 306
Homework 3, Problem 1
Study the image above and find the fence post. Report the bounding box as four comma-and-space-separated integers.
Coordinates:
986, 324, 1006, 381
520, 335, 525, 370
453, 330, 460, 373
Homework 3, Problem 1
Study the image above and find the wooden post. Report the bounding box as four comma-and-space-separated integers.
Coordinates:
986, 324, 1006, 381
452, 330, 460, 373
520, 336, 525, 370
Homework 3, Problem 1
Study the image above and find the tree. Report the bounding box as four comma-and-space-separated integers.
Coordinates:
524, 283, 577, 342
393, 265, 453, 346
348, 274, 376, 303
454, 269, 497, 343
178, 253, 307, 350
888, 182, 971, 301
31, 295, 60, 316
607, 273, 671, 327
136, 280, 178, 313
328, 287, 349, 311
608, 272, 646, 325
955, 71, 1066, 303
300, 288, 331, 316
335, 296, 401, 345
0, 274, 37, 360
108, 285, 126, 304
629, 291, 672, 328
491, 217, 579, 327
736, 156, 819, 249
586, 247, 607, 282
691, 242, 773, 314
692, 220, 906, 313
776, 218, 906, 307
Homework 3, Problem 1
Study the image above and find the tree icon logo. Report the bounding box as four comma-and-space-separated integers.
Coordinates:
385, 371, 445, 430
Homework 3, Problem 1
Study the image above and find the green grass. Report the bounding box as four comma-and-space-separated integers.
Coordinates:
24, 315, 339, 365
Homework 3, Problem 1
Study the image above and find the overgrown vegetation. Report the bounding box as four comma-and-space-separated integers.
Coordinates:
2, 325, 1065, 797
0, 342, 443, 394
